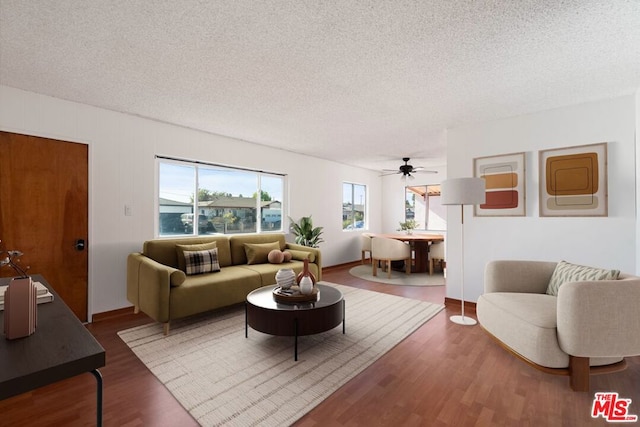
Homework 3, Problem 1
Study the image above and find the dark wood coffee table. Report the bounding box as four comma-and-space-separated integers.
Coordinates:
245, 282, 345, 361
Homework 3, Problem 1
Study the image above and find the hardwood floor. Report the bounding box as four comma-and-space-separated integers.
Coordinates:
1, 264, 638, 426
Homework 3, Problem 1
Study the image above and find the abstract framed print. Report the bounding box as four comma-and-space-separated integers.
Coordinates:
474, 152, 526, 216
539, 142, 607, 217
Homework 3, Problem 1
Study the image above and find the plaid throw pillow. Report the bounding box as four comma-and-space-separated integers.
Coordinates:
183, 248, 221, 275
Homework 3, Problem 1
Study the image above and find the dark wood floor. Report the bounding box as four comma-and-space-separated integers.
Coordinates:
1, 264, 638, 426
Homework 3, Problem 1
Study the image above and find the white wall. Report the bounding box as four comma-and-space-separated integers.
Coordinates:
0, 85, 382, 316
446, 95, 638, 303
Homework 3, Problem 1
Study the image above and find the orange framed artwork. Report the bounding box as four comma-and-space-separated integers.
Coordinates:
539, 142, 608, 217
474, 152, 526, 217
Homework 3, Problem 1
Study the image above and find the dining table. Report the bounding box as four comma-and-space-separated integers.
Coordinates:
372, 233, 444, 273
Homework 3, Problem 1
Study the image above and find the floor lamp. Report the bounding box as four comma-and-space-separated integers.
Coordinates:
441, 177, 486, 326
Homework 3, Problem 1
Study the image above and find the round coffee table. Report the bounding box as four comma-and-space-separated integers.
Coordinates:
245, 282, 345, 361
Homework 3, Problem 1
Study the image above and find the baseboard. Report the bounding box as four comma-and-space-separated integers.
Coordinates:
322, 260, 362, 272
92, 306, 136, 323
444, 297, 477, 314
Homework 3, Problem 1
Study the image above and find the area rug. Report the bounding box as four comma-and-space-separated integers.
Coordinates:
118, 283, 444, 426
349, 264, 445, 286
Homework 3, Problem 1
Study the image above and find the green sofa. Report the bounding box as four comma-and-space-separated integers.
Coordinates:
127, 233, 321, 334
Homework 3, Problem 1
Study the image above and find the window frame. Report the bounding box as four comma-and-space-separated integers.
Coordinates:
342, 181, 367, 231
156, 156, 286, 237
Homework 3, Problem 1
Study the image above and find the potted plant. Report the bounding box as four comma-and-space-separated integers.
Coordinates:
398, 219, 418, 235
289, 216, 324, 248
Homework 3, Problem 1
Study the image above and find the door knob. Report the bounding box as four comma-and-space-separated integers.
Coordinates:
75, 239, 85, 251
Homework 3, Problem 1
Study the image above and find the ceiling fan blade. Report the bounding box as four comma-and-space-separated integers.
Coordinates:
380, 170, 401, 176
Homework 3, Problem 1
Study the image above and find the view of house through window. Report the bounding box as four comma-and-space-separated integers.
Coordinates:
343, 182, 366, 230
405, 184, 446, 231
158, 158, 285, 236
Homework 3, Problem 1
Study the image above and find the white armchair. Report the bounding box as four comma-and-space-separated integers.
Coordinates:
371, 237, 411, 279
477, 260, 640, 391
361, 233, 372, 264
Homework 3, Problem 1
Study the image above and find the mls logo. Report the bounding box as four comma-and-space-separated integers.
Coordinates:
592, 392, 638, 422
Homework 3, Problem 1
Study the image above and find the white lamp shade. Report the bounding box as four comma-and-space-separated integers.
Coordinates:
441, 177, 486, 205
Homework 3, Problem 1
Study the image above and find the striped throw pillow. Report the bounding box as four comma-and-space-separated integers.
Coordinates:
183, 248, 221, 275
546, 260, 619, 296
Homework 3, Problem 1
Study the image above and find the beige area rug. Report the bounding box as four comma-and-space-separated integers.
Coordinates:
118, 283, 444, 426
349, 264, 446, 286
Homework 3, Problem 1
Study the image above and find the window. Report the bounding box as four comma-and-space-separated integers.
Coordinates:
342, 182, 366, 230
405, 185, 446, 231
157, 158, 285, 236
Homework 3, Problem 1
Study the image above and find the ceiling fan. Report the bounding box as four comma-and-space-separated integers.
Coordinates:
381, 157, 437, 179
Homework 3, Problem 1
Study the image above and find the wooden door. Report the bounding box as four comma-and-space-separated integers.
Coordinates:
0, 131, 88, 321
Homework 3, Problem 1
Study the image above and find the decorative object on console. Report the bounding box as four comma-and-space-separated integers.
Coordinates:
1, 243, 36, 339
3, 277, 37, 339
441, 177, 486, 326
539, 142, 608, 217
289, 216, 324, 248
474, 152, 526, 217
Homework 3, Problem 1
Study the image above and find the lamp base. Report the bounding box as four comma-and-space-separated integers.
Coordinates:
449, 315, 477, 326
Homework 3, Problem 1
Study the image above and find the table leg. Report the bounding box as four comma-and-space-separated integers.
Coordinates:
245, 303, 248, 338
342, 300, 346, 334
294, 318, 298, 361
89, 369, 103, 427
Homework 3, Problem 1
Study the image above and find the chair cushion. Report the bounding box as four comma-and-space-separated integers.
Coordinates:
183, 248, 221, 275
477, 292, 568, 367
546, 260, 619, 296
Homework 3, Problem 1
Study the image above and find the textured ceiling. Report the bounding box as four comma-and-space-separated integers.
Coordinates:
1, 1, 639, 173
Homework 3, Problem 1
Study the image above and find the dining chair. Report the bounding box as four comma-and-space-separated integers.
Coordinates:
371, 237, 411, 279
361, 233, 373, 264
429, 241, 445, 275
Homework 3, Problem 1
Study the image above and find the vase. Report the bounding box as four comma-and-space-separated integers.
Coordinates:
296, 258, 316, 285
275, 268, 296, 289
4, 277, 37, 340
299, 275, 314, 295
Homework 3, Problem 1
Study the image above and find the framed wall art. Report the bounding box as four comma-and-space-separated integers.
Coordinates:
473, 152, 526, 216
539, 142, 607, 217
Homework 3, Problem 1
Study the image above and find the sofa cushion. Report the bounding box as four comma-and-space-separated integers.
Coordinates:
244, 242, 281, 265
144, 236, 232, 269
285, 249, 316, 263
176, 241, 217, 272
183, 248, 221, 275
546, 260, 620, 296
229, 234, 286, 265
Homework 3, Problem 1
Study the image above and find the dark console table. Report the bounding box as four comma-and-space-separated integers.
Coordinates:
0, 274, 105, 426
